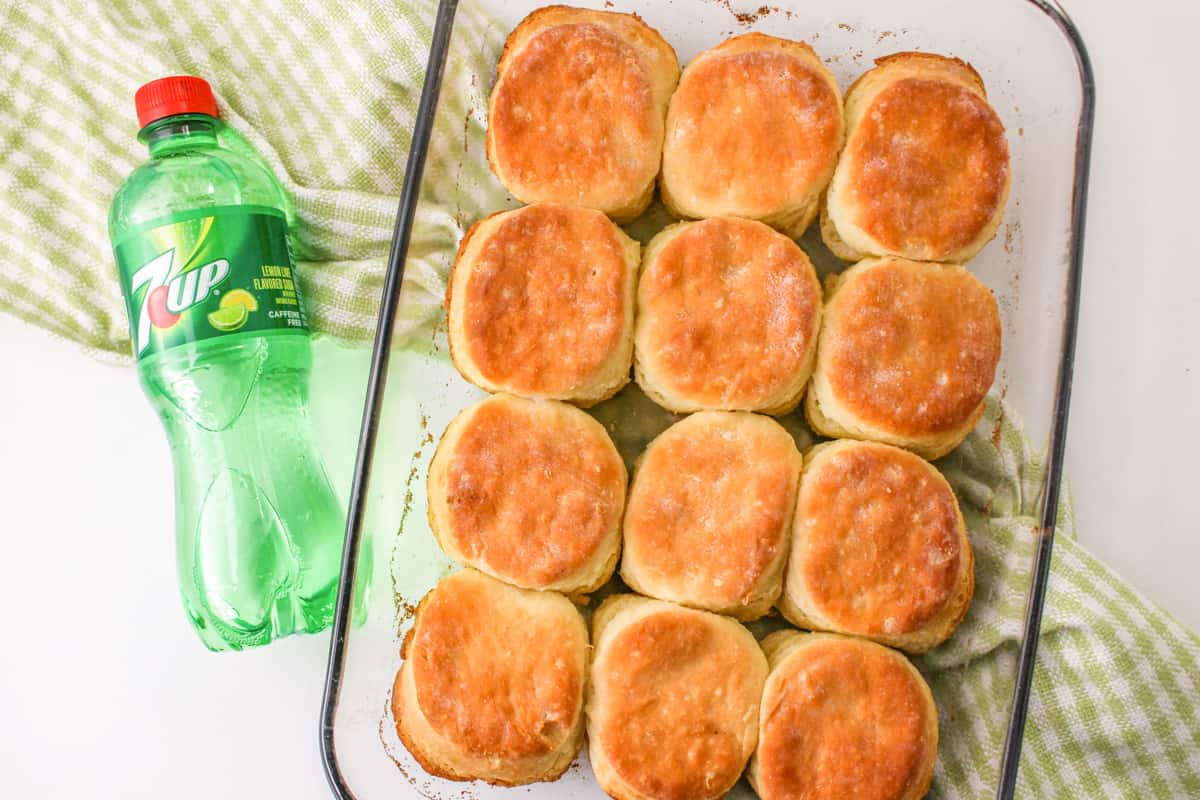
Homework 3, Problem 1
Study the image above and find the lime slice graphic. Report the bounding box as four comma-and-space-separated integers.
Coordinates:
220, 288, 259, 312
208, 304, 249, 332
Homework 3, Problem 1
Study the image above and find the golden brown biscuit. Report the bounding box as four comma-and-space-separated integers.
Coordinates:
823, 52, 1011, 263
805, 256, 1002, 459
620, 411, 801, 620
427, 393, 626, 594
635, 217, 822, 415
392, 569, 589, 786
661, 33, 843, 237
447, 203, 640, 406
749, 631, 938, 800
587, 595, 768, 800
487, 6, 680, 222
779, 439, 974, 653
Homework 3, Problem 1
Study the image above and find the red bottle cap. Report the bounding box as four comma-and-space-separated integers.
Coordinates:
134, 76, 219, 129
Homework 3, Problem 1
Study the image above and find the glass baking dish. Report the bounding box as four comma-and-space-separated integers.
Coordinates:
319, 0, 1094, 797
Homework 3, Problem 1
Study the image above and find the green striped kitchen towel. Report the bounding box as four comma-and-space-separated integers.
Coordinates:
1, 2, 1198, 797
927, 399, 1200, 796
0, 0, 509, 356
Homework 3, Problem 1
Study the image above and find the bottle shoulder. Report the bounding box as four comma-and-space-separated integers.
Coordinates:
110, 147, 289, 239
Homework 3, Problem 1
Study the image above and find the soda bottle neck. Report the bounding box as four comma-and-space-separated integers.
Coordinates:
141, 113, 220, 158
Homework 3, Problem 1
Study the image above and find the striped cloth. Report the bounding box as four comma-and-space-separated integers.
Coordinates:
2, 2, 1198, 797
0, 0, 507, 357
928, 399, 1200, 797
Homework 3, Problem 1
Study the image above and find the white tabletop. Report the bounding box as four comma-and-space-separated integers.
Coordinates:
3, 2, 1198, 797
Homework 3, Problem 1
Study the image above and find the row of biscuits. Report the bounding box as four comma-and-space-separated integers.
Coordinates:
409, 400, 964, 797
394, 573, 939, 798
488, 6, 1010, 262
449, 205, 1001, 460
427, 395, 972, 649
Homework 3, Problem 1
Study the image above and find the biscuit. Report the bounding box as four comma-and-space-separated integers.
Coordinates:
661, 33, 843, 237
823, 52, 1010, 263
487, 6, 680, 222
392, 569, 589, 786
428, 394, 626, 594
805, 256, 1002, 459
621, 411, 801, 619
447, 203, 639, 406
587, 595, 768, 800
749, 631, 939, 800
635, 217, 822, 415
779, 439, 974, 653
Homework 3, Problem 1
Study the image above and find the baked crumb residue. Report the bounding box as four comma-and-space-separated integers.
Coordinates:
396, 596, 418, 627
392, 415, 433, 623
397, 465, 420, 538
990, 382, 1009, 451
379, 703, 481, 800
709, 1, 789, 25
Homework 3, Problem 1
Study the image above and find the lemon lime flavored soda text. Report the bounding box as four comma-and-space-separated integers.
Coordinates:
116, 206, 306, 357
109, 76, 358, 650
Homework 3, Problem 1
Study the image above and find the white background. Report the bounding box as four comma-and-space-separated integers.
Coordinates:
2, 1, 1198, 798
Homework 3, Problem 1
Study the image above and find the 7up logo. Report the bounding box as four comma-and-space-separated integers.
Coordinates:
131, 248, 230, 355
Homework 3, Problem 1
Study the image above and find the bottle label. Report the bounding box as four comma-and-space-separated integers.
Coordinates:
113, 205, 308, 359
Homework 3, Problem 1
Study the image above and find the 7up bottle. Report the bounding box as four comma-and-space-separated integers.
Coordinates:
109, 76, 344, 650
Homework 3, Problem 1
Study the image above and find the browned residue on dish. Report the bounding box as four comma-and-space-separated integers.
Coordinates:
838, 22, 854, 32
454, 70, 487, 232
995, 215, 1023, 341
990, 381, 1009, 451
1005, 200, 1024, 254
397, 597, 419, 628
1007, 259, 1021, 300
397, 465, 420, 536
392, 590, 420, 638
390, 461, 422, 636
379, 712, 428, 798
709, 1, 787, 25
379, 710, 482, 796
391, 406, 432, 633
379, 704, 483, 800
392, 411, 433, 623
877, 30, 895, 43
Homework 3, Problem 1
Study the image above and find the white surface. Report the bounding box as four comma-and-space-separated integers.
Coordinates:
1066, 0, 1200, 636
1, 2, 1198, 798
0, 318, 371, 799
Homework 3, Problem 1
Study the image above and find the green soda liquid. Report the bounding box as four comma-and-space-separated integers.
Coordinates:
109, 77, 347, 650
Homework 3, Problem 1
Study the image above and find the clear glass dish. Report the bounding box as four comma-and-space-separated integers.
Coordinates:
319, 0, 1094, 797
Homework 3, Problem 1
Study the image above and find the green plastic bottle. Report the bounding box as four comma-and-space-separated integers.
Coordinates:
109, 76, 344, 650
